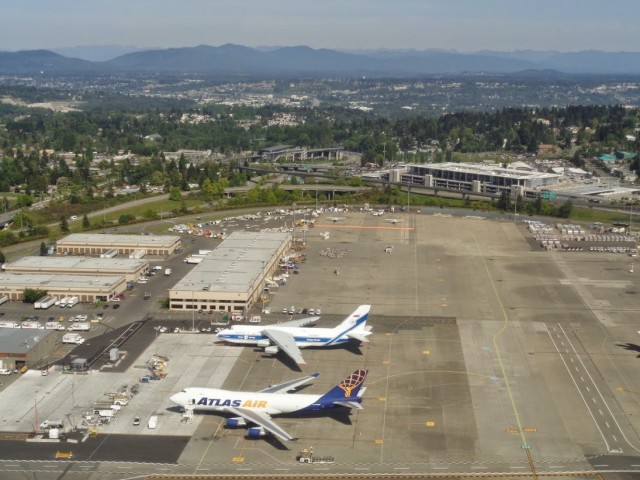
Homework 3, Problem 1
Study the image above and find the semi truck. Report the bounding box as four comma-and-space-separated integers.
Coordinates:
62, 333, 85, 344
69, 322, 90, 331
45, 322, 65, 331
164, 268, 172, 276
66, 297, 79, 308
58, 297, 70, 307
0, 295, 7, 306
100, 249, 118, 259
35, 296, 57, 309
21, 322, 43, 329
183, 257, 203, 264
198, 249, 213, 255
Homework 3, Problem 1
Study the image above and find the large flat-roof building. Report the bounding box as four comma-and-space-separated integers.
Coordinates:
169, 231, 291, 312
4, 256, 149, 282
0, 273, 125, 303
0, 328, 56, 371
55, 233, 180, 256
388, 163, 560, 196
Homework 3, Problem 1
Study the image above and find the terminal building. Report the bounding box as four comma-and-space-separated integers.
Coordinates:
4, 256, 149, 282
55, 233, 181, 256
168, 231, 291, 312
387, 163, 561, 196
0, 273, 125, 303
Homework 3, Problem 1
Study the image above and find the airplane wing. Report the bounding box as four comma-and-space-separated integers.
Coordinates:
228, 407, 295, 442
263, 328, 306, 365
259, 372, 319, 394
277, 316, 320, 328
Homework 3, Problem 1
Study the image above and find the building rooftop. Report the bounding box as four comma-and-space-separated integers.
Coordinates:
6, 256, 149, 271
171, 231, 290, 294
408, 162, 559, 180
0, 328, 53, 354
0, 273, 123, 289
57, 233, 180, 246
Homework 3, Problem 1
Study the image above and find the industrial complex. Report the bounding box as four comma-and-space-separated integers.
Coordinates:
168, 231, 291, 312
55, 233, 181, 256
0, 273, 125, 302
4, 256, 149, 282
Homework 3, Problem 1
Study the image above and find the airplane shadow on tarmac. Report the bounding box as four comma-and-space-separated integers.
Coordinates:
617, 342, 640, 357
255, 343, 365, 372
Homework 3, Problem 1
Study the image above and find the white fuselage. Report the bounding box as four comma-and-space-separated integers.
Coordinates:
170, 388, 324, 415
217, 324, 352, 348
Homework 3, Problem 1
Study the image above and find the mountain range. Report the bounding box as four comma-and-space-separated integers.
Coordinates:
1, 44, 640, 77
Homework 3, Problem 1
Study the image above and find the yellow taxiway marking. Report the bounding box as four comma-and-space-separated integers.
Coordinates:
315, 224, 414, 231
232, 457, 245, 462
378, 397, 386, 401
426, 421, 436, 427
423, 350, 431, 355
374, 439, 384, 444
383, 360, 390, 364
506, 428, 520, 434
523, 427, 538, 433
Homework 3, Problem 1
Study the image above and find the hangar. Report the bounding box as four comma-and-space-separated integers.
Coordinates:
0, 328, 56, 371
0, 273, 125, 302
55, 233, 181, 256
168, 231, 291, 312
4, 256, 149, 282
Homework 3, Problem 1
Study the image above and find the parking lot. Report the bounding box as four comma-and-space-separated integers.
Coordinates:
0, 209, 640, 478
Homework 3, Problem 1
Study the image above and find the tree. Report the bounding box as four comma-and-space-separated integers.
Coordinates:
169, 187, 182, 202
39, 241, 48, 256
82, 214, 90, 230
60, 216, 70, 233
557, 200, 573, 218
496, 191, 511, 211
0, 250, 5, 264
23, 288, 48, 303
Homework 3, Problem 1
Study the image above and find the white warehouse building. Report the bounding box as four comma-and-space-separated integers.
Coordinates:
168, 231, 291, 312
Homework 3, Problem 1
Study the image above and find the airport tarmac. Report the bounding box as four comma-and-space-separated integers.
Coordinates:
1, 210, 640, 480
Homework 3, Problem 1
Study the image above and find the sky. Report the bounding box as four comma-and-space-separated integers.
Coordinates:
2, 0, 639, 53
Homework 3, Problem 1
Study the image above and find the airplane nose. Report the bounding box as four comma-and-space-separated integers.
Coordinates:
169, 392, 184, 406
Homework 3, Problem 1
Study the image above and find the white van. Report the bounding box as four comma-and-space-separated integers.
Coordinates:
0, 368, 12, 376
148, 415, 158, 429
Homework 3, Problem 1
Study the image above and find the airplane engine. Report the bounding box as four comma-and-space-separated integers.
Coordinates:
257, 339, 271, 347
226, 417, 247, 428
264, 346, 279, 355
247, 426, 266, 439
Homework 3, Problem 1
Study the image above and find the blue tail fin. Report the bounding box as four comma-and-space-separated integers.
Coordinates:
318, 369, 368, 402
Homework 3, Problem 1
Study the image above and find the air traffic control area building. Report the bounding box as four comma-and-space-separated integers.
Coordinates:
168, 231, 291, 312
0, 273, 125, 302
4, 256, 149, 282
55, 233, 181, 256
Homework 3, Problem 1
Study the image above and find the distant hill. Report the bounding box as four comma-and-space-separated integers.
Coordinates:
2, 45, 640, 77
52, 45, 147, 62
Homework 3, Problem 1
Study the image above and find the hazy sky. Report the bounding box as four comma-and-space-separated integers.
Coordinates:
3, 0, 639, 52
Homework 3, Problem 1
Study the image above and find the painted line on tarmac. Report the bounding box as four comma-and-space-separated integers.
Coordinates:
315, 224, 414, 231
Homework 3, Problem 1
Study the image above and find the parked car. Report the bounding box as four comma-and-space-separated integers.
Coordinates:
133, 416, 141, 426
112, 304, 120, 310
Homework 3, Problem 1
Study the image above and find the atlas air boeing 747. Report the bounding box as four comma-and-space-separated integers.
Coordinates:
216, 305, 372, 365
169, 369, 368, 441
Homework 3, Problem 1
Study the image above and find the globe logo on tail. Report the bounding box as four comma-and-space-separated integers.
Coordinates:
337, 369, 367, 398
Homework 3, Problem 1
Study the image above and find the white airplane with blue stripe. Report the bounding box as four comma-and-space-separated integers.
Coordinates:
169, 369, 368, 442
216, 305, 372, 365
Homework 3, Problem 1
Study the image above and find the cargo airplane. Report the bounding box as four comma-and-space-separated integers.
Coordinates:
169, 369, 368, 441
216, 305, 372, 365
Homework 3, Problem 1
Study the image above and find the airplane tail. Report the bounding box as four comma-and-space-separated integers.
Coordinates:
318, 369, 368, 406
333, 305, 370, 332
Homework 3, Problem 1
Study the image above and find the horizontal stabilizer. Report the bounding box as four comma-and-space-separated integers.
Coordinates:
347, 331, 371, 343
334, 401, 363, 410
